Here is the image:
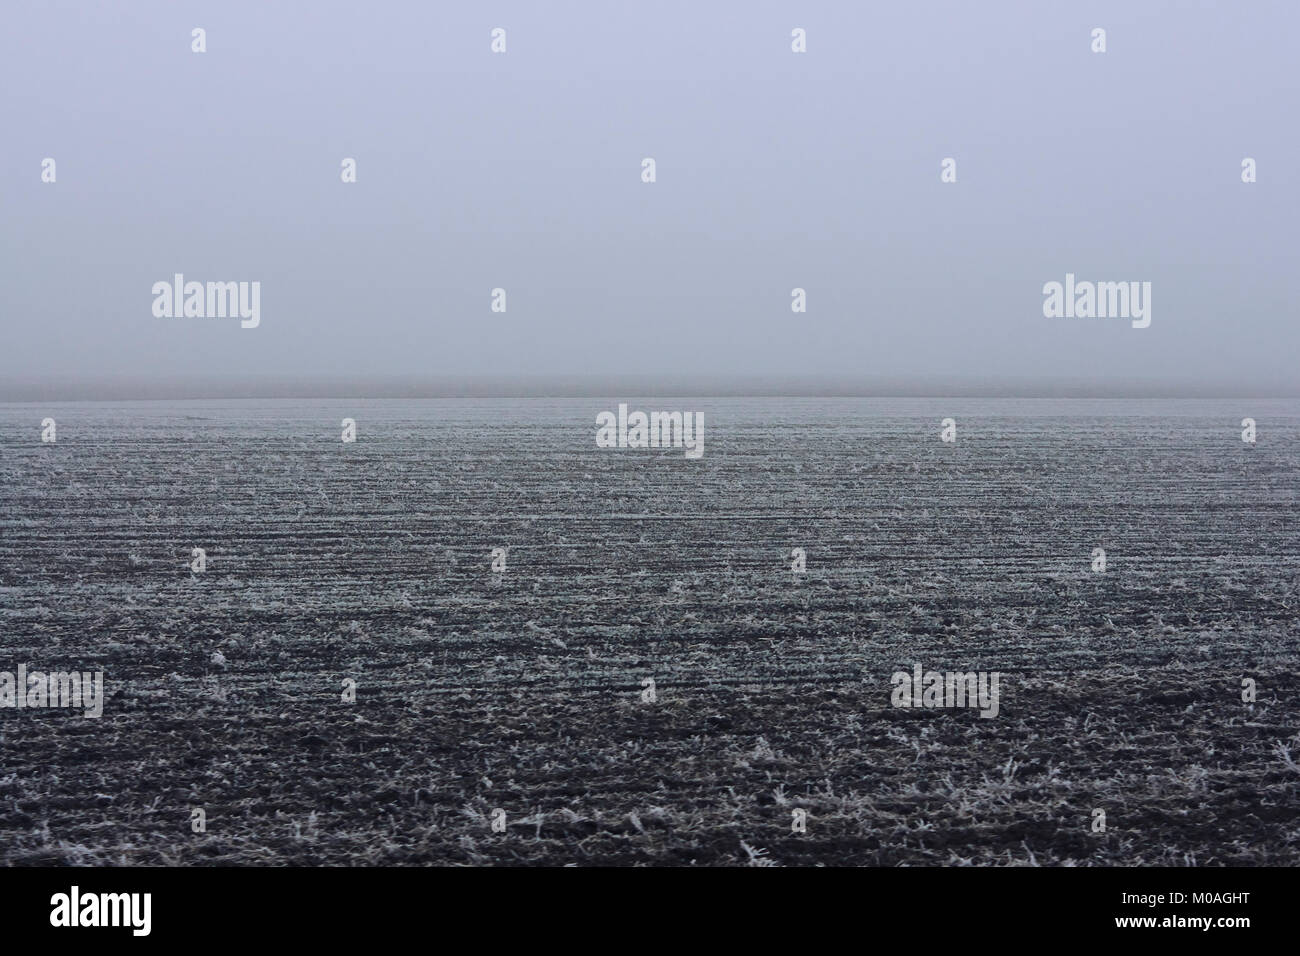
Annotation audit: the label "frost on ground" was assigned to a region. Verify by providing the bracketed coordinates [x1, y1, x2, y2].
[0, 398, 1297, 865]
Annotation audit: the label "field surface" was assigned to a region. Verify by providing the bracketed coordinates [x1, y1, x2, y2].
[1, 397, 1297, 866]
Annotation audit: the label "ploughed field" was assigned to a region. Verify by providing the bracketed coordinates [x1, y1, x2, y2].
[1, 398, 1297, 866]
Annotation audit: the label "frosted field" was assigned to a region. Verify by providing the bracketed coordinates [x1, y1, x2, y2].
[1, 398, 1297, 865]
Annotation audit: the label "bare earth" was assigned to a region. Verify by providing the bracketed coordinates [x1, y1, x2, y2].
[1, 398, 1297, 866]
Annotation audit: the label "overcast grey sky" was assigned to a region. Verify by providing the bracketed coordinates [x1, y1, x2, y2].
[2, 1, 1297, 398]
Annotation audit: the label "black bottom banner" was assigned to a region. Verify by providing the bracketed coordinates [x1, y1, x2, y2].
[0, 865, 1279, 942]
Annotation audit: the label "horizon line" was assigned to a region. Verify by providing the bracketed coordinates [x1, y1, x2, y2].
[3, 376, 1299, 403]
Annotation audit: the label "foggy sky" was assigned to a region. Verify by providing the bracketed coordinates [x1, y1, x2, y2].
[2, 1, 1297, 399]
